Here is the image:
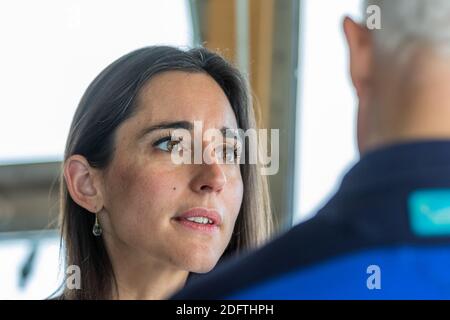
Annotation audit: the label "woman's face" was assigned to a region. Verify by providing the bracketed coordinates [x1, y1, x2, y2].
[99, 71, 244, 273]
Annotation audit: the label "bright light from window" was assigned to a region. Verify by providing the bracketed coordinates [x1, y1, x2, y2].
[294, 0, 362, 223]
[0, 234, 61, 299]
[0, 0, 192, 165]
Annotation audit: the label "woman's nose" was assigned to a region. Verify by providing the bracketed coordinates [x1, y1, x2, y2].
[190, 162, 227, 193]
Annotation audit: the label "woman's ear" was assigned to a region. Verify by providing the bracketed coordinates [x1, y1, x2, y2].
[64, 155, 104, 213]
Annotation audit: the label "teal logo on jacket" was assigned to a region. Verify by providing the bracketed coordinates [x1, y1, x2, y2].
[408, 189, 450, 237]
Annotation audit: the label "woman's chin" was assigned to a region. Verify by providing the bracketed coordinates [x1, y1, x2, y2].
[189, 263, 216, 274]
[172, 241, 225, 273]
[180, 253, 220, 274]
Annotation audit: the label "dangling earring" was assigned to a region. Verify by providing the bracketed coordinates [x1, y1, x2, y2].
[92, 213, 102, 236]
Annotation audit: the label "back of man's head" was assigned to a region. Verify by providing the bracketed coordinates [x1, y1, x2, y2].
[344, 0, 450, 154]
[365, 0, 450, 57]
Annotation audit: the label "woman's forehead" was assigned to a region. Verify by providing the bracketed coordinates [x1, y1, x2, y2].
[133, 71, 238, 128]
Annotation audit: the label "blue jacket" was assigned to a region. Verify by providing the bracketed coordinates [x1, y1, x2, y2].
[173, 141, 450, 299]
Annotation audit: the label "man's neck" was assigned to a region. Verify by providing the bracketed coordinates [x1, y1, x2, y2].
[365, 50, 450, 154]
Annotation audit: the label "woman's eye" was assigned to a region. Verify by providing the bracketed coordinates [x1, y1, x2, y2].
[154, 137, 182, 152]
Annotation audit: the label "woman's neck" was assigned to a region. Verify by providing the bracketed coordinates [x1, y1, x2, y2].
[103, 233, 189, 300]
[112, 264, 188, 300]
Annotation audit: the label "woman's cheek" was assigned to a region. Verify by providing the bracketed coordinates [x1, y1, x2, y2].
[135, 173, 178, 208]
[227, 172, 244, 221]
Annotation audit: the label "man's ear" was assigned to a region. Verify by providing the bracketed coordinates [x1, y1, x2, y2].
[343, 16, 373, 99]
[64, 155, 104, 213]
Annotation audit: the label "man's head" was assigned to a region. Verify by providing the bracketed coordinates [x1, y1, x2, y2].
[344, 0, 450, 154]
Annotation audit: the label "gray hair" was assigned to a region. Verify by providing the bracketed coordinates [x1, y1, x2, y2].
[363, 0, 450, 56]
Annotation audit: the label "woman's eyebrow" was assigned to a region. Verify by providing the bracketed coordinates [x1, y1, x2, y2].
[138, 121, 241, 141]
[138, 121, 193, 139]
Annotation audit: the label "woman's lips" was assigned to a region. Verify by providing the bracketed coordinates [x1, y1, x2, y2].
[173, 207, 222, 233]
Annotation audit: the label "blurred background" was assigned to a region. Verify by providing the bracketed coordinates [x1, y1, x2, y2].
[0, 0, 362, 299]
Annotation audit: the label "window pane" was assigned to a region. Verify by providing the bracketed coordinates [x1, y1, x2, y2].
[0, 0, 192, 165]
[294, 0, 362, 223]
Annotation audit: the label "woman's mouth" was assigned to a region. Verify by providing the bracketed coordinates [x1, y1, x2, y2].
[173, 207, 222, 233]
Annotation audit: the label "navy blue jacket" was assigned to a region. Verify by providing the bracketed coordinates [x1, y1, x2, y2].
[173, 141, 450, 299]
